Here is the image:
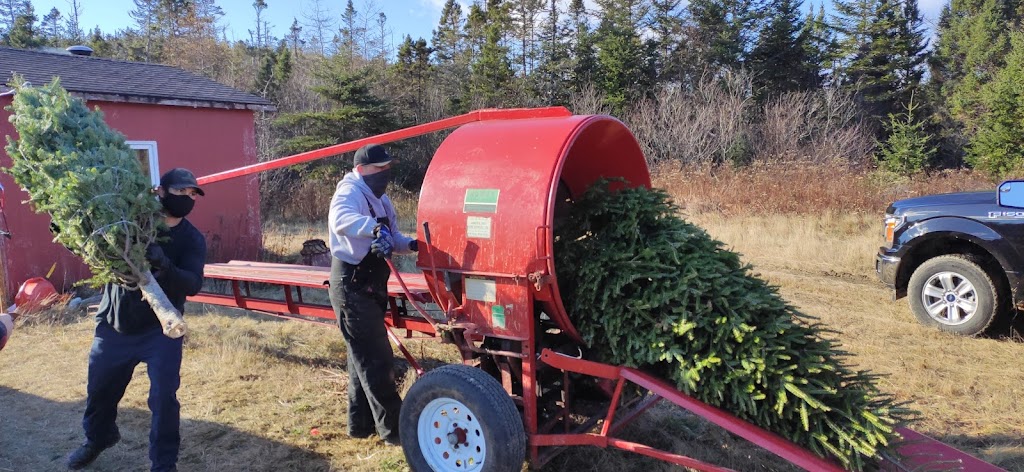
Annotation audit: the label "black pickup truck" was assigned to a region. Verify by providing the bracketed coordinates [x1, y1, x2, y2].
[876, 180, 1024, 335]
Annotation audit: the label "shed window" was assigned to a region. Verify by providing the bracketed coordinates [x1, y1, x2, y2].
[128, 141, 160, 186]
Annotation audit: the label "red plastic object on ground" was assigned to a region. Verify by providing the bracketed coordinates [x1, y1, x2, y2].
[1, 276, 57, 352]
[14, 277, 57, 311]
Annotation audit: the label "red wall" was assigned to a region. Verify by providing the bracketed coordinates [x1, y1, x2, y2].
[0, 97, 262, 303]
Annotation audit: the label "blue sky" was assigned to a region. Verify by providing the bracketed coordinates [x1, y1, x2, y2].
[29, 0, 450, 47]
[29, 0, 945, 49]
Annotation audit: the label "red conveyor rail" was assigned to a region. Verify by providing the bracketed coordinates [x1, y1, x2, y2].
[190, 261, 438, 374]
[537, 349, 1007, 472]
[197, 107, 572, 186]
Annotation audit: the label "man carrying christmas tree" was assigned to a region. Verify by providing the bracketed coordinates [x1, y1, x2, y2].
[327, 143, 418, 446]
[67, 168, 207, 472]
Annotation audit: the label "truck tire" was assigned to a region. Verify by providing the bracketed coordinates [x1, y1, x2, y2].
[399, 364, 525, 472]
[908, 255, 1004, 336]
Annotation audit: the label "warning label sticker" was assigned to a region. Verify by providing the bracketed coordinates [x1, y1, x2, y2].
[467, 216, 492, 239]
[464, 189, 500, 213]
[465, 278, 496, 302]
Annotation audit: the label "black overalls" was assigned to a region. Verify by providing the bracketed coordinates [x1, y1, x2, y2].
[327, 206, 402, 441]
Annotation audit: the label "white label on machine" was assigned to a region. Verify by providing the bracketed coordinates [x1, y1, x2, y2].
[465, 278, 497, 302]
[466, 216, 492, 239]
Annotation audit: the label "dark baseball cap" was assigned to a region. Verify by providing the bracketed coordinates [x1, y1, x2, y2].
[353, 143, 393, 167]
[160, 168, 205, 196]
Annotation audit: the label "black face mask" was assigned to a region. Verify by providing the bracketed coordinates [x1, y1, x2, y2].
[363, 169, 391, 198]
[161, 193, 195, 218]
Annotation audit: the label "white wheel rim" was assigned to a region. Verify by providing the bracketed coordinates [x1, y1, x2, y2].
[417, 397, 486, 471]
[921, 271, 978, 326]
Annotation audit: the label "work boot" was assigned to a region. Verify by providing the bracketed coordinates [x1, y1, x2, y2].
[66, 433, 120, 470]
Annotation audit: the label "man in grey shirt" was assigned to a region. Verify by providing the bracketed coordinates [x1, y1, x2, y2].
[327, 143, 417, 445]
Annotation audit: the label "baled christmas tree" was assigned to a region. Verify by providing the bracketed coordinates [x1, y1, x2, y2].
[554, 181, 914, 470]
[4, 78, 187, 338]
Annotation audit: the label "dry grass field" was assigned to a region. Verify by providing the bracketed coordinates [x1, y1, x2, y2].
[2, 165, 1023, 472]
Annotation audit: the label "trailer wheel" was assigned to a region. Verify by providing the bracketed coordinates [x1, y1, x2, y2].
[400, 364, 525, 472]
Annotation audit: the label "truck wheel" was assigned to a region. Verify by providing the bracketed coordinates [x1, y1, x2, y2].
[908, 255, 1004, 336]
[400, 364, 525, 472]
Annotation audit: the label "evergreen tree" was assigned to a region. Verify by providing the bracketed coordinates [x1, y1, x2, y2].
[804, 4, 836, 84]
[130, 0, 161, 61]
[567, 0, 598, 91]
[287, 17, 303, 55]
[65, 0, 82, 43]
[833, 0, 929, 124]
[593, 0, 653, 113]
[649, 0, 685, 83]
[4, 2, 39, 49]
[274, 57, 397, 156]
[510, 0, 544, 76]
[534, 0, 572, 104]
[392, 35, 435, 121]
[967, 32, 1024, 175]
[464, 3, 487, 63]
[40, 7, 61, 45]
[932, 0, 1019, 137]
[686, 0, 761, 72]
[249, 0, 270, 50]
[0, 0, 18, 36]
[470, 0, 514, 107]
[271, 56, 398, 194]
[337, 0, 361, 61]
[748, 0, 818, 100]
[432, 0, 471, 113]
[877, 95, 935, 174]
[255, 41, 292, 102]
[86, 26, 113, 57]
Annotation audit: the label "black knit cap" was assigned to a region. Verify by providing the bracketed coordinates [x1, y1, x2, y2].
[160, 168, 205, 196]
[353, 143, 392, 167]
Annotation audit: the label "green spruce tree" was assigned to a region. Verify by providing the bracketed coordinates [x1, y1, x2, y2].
[432, 0, 471, 113]
[967, 32, 1024, 176]
[686, 0, 760, 72]
[567, 0, 599, 93]
[469, 0, 514, 107]
[593, 0, 654, 113]
[877, 95, 935, 174]
[748, 0, 819, 101]
[533, 0, 572, 104]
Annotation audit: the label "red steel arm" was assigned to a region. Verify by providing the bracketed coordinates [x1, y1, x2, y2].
[197, 107, 572, 186]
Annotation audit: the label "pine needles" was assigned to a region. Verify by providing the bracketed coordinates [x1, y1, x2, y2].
[554, 180, 915, 470]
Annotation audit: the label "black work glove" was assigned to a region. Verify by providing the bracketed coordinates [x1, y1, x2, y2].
[145, 244, 172, 271]
[409, 240, 419, 252]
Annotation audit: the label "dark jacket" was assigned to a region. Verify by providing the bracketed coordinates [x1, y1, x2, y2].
[95, 219, 206, 335]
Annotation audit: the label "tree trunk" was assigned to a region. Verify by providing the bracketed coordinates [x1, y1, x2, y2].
[138, 273, 187, 338]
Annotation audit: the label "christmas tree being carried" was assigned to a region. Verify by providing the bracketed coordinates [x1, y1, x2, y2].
[4, 77, 187, 338]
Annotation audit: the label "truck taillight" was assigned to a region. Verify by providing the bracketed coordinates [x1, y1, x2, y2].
[884, 215, 903, 246]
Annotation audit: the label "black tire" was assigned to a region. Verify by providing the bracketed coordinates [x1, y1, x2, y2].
[908, 255, 1005, 336]
[399, 364, 526, 472]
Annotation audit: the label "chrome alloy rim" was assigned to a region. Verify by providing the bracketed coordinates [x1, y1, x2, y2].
[417, 398, 486, 471]
[921, 271, 978, 325]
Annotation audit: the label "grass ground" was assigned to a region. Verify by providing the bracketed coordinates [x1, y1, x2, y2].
[2, 167, 1022, 471]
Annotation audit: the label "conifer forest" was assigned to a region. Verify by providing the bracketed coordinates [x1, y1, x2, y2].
[2, 0, 1021, 206]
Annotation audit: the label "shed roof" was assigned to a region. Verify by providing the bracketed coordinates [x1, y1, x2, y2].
[0, 47, 274, 111]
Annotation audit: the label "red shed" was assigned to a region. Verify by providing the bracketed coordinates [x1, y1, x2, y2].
[0, 46, 274, 304]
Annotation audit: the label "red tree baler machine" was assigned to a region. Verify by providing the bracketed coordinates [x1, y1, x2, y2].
[193, 107, 1005, 472]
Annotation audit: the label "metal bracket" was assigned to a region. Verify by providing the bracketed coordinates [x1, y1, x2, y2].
[528, 271, 551, 291]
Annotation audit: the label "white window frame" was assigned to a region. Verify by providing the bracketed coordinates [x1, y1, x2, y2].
[127, 141, 160, 186]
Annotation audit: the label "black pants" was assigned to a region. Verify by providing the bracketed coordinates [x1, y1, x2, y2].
[83, 322, 182, 472]
[328, 255, 402, 439]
